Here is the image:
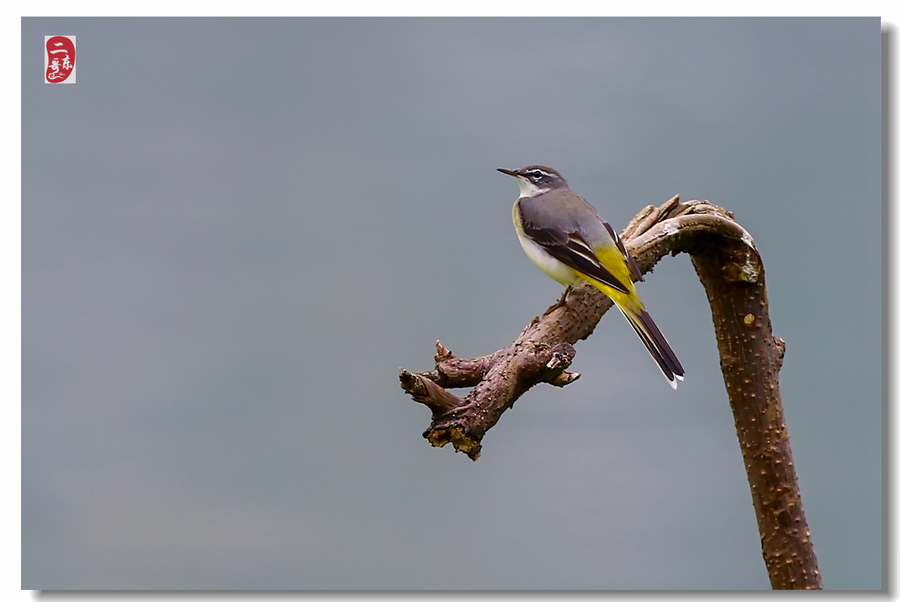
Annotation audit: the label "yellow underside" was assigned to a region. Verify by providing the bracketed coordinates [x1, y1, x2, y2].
[582, 245, 645, 316]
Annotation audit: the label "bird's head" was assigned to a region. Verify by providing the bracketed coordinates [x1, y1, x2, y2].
[497, 165, 568, 198]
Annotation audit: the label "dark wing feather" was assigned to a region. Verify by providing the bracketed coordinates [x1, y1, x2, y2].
[602, 220, 643, 283]
[520, 218, 630, 293]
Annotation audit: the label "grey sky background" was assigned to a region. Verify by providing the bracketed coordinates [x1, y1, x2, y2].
[21, 18, 881, 590]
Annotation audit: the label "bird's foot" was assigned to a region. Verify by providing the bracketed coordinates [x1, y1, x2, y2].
[544, 286, 572, 315]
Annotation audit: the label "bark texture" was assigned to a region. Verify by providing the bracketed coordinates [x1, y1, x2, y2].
[398, 196, 821, 589]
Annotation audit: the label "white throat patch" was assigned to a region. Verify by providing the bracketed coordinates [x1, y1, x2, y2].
[514, 176, 548, 198]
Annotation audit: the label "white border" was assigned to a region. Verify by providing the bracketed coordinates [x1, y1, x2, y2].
[4, 4, 897, 601]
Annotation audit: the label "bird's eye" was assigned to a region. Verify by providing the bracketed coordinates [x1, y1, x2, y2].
[529, 170, 544, 181]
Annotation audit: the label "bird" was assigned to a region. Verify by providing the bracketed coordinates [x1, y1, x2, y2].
[498, 165, 685, 389]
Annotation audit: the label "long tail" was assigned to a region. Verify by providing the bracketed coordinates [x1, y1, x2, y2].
[618, 304, 685, 389]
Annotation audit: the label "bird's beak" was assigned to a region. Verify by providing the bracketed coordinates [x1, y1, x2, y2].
[497, 168, 516, 176]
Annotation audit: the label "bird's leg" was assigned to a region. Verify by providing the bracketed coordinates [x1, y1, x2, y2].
[544, 286, 572, 315]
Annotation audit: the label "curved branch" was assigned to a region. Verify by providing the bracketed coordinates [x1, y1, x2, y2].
[398, 196, 821, 589]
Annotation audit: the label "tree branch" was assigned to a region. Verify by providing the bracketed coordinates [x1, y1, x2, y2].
[398, 196, 821, 589]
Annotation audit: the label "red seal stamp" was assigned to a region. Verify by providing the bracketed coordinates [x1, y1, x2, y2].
[45, 36, 76, 84]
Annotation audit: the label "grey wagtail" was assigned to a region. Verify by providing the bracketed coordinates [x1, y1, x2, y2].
[499, 165, 685, 389]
